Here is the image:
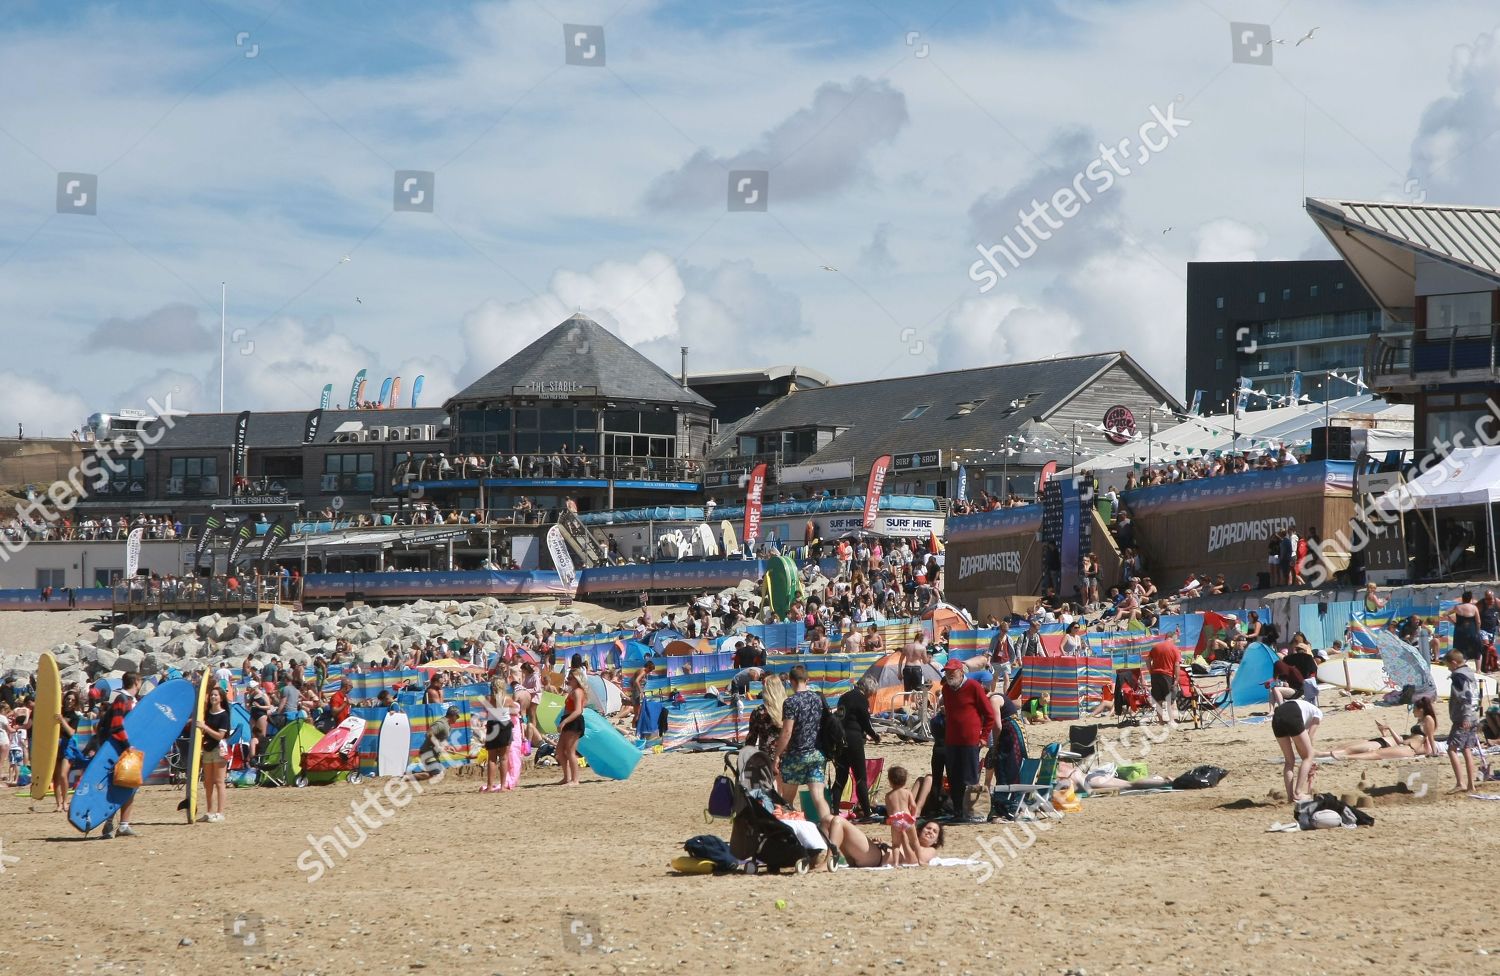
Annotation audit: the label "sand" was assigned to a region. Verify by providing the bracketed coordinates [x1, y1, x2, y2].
[4, 603, 1498, 974]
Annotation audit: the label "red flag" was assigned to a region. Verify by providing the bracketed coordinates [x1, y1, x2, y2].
[743, 463, 767, 544]
[1038, 460, 1057, 490]
[862, 454, 893, 529]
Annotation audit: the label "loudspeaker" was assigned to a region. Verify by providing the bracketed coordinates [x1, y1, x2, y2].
[1310, 425, 1366, 461]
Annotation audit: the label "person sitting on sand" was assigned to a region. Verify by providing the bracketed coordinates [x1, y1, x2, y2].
[408, 707, 461, 781]
[821, 814, 945, 867]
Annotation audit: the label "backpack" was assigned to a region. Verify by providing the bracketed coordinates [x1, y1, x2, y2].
[817, 700, 846, 763]
[707, 773, 736, 819]
[1170, 765, 1229, 790]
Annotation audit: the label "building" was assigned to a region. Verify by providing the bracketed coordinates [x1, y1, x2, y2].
[705, 351, 1180, 503]
[1306, 198, 1500, 456]
[686, 365, 832, 425]
[1185, 259, 1390, 412]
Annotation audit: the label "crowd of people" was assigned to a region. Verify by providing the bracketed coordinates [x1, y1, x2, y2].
[2, 512, 182, 544]
[1122, 445, 1305, 489]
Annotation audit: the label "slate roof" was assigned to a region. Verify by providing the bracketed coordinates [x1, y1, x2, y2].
[716, 352, 1176, 466]
[449, 314, 712, 410]
[150, 408, 449, 450]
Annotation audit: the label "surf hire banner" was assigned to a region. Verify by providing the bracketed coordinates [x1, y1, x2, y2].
[123, 527, 144, 578]
[546, 524, 577, 592]
[348, 369, 367, 409]
[302, 408, 322, 444]
[232, 411, 250, 477]
[744, 462, 767, 546]
[193, 515, 223, 570]
[862, 455, 893, 529]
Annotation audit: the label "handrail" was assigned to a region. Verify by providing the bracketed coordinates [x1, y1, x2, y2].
[392, 452, 702, 486]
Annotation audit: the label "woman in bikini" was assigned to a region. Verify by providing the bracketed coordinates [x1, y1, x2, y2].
[821, 816, 946, 867]
[1321, 720, 1430, 760]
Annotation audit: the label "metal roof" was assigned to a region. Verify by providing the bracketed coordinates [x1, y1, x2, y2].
[716, 351, 1178, 468]
[686, 364, 833, 387]
[448, 314, 713, 410]
[1306, 198, 1500, 314]
[152, 408, 449, 450]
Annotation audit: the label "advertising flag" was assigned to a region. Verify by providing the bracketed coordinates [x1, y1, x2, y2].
[347, 369, 367, 409]
[1189, 389, 1204, 416]
[124, 527, 143, 578]
[319, 384, 333, 411]
[226, 521, 255, 568]
[410, 374, 425, 408]
[861, 454, 892, 529]
[258, 517, 290, 562]
[192, 515, 223, 569]
[743, 463, 767, 546]
[956, 464, 968, 503]
[546, 524, 577, 590]
[388, 376, 401, 410]
[302, 409, 322, 444]
[232, 410, 250, 477]
[377, 377, 393, 408]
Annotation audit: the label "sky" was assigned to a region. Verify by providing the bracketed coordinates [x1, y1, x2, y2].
[2, 0, 1498, 433]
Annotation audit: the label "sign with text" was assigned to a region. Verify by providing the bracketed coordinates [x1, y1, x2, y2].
[892, 450, 942, 471]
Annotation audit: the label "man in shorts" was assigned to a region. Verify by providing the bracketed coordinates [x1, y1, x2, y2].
[901, 634, 931, 696]
[1144, 637, 1182, 725]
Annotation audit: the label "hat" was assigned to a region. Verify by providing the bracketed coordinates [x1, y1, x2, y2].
[942, 659, 965, 673]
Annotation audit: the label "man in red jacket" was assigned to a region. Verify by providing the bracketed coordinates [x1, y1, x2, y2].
[939, 659, 996, 823]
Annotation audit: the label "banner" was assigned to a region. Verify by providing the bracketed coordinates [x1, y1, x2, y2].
[743, 462, 767, 545]
[546, 524, 577, 590]
[193, 515, 223, 569]
[232, 410, 250, 477]
[1234, 377, 1249, 419]
[302, 408, 322, 444]
[226, 521, 255, 568]
[1289, 371, 1303, 405]
[956, 464, 968, 503]
[319, 384, 333, 411]
[355, 377, 367, 404]
[1189, 389, 1204, 416]
[861, 454, 892, 529]
[124, 527, 143, 578]
[377, 377, 393, 408]
[258, 517, 290, 562]
[347, 369, 367, 409]
[389, 376, 401, 410]
[411, 374, 425, 409]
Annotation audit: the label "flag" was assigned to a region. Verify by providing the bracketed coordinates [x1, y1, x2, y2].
[862, 455, 892, 529]
[1234, 377, 1249, 419]
[546, 524, 576, 590]
[743, 463, 767, 545]
[355, 377, 367, 404]
[1289, 371, 1303, 404]
[258, 517, 290, 562]
[388, 376, 401, 409]
[124, 527, 144, 578]
[411, 374, 425, 409]
[347, 369, 367, 409]
[232, 411, 250, 477]
[956, 464, 968, 502]
[1189, 389, 1203, 415]
[377, 377, 393, 407]
[193, 515, 223, 569]
[226, 521, 255, 568]
[302, 408, 322, 444]
[319, 384, 333, 410]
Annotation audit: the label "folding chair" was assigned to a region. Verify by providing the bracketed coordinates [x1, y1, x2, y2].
[1183, 671, 1235, 729]
[988, 742, 1062, 822]
[831, 757, 886, 814]
[1116, 669, 1150, 725]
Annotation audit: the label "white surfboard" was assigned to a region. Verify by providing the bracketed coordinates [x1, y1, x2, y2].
[1316, 658, 1389, 693]
[377, 711, 412, 776]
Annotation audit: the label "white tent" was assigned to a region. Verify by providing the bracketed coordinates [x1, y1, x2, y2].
[1381, 445, 1500, 578]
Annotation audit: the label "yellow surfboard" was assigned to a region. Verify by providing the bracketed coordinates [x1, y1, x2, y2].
[30, 653, 61, 803]
[185, 669, 211, 824]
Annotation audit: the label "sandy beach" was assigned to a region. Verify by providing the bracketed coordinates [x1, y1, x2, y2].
[3, 646, 1496, 976]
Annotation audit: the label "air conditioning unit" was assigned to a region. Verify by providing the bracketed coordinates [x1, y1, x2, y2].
[368, 426, 388, 442]
[351, 430, 369, 442]
[387, 429, 403, 441]
[437, 426, 452, 439]
[409, 426, 426, 440]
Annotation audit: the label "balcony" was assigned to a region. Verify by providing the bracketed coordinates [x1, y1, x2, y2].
[391, 453, 703, 489]
[1368, 325, 1500, 393]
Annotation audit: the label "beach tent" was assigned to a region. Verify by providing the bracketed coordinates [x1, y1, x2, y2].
[586, 674, 623, 715]
[1379, 444, 1500, 578]
[922, 602, 974, 641]
[1011, 656, 1112, 719]
[1229, 642, 1278, 707]
[228, 702, 252, 746]
[260, 719, 322, 785]
[858, 652, 940, 715]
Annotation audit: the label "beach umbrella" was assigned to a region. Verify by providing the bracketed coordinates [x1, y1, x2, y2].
[417, 658, 484, 673]
[1371, 631, 1435, 697]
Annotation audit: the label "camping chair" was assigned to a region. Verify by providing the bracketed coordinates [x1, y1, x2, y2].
[988, 742, 1062, 822]
[831, 757, 886, 814]
[1183, 670, 1235, 730]
[1116, 670, 1150, 725]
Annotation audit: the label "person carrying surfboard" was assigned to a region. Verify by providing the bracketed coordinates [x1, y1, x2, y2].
[97, 673, 139, 839]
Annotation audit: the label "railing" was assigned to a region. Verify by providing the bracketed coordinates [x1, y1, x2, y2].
[1369, 324, 1500, 383]
[392, 453, 701, 486]
[111, 577, 295, 614]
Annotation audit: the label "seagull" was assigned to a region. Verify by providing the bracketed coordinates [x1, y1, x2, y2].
[1295, 27, 1319, 46]
[1162, 227, 1172, 234]
[354, 297, 362, 304]
[819, 265, 838, 272]
[340, 255, 351, 263]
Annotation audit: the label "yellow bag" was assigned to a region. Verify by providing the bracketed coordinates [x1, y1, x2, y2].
[1052, 786, 1082, 814]
[113, 748, 145, 789]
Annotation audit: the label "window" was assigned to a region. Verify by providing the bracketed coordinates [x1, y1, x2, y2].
[1282, 288, 1292, 301]
[1257, 291, 1266, 304]
[36, 568, 66, 590]
[900, 404, 931, 421]
[1215, 358, 1224, 370]
[167, 456, 219, 496]
[1215, 327, 1224, 340]
[322, 453, 374, 493]
[1428, 291, 1492, 339]
[950, 398, 988, 418]
[1335, 282, 1344, 291]
[1215, 297, 1225, 309]
[1310, 285, 1320, 298]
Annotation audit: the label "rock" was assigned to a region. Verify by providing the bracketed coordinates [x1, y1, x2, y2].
[166, 636, 206, 661]
[115, 647, 145, 671]
[140, 651, 165, 676]
[212, 618, 240, 643]
[95, 627, 117, 647]
[93, 648, 120, 672]
[266, 604, 293, 627]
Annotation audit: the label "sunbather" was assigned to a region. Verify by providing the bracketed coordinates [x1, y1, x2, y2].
[1055, 760, 1171, 793]
[1322, 720, 1429, 760]
[820, 815, 945, 867]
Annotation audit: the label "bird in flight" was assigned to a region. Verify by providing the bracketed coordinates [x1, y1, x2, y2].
[1162, 227, 1172, 234]
[354, 297, 362, 304]
[819, 265, 838, 272]
[340, 255, 351, 263]
[1296, 27, 1319, 45]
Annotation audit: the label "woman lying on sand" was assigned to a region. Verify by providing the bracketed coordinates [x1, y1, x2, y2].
[1054, 760, 1173, 794]
[1322, 720, 1440, 760]
[820, 815, 944, 867]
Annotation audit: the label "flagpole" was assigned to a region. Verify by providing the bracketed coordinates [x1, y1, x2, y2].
[219, 282, 227, 413]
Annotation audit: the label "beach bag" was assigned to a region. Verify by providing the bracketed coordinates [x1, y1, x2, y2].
[684, 834, 741, 871]
[1170, 765, 1228, 790]
[707, 774, 736, 819]
[817, 701, 847, 764]
[113, 748, 145, 788]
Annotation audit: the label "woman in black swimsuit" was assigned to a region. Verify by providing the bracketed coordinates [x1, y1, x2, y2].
[556, 668, 587, 786]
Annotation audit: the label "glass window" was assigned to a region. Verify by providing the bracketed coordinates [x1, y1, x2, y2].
[514, 408, 538, 430]
[1310, 285, 1319, 297]
[574, 409, 598, 431]
[1215, 297, 1224, 309]
[1428, 291, 1492, 338]
[604, 410, 638, 433]
[640, 411, 675, 435]
[1282, 288, 1292, 300]
[1257, 291, 1266, 304]
[572, 432, 599, 454]
[901, 404, 930, 421]
[1215, 358, 1223, 369]
[538, 407, 573, 431]
[1335, 282, 1344, 291]
[516, 433, 539, 454]
[1428, 409, 1491, 452]
[1215, 327, 1224, 340]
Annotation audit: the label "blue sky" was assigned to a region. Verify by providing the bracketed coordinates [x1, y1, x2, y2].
[1, 0, 1498, 432]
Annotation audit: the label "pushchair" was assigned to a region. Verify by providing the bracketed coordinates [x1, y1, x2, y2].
[719, 747, 829, 874]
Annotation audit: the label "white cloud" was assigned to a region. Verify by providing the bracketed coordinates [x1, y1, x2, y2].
[1192, 219, 1268, 263]
[0, 372, 89, 437]
[1409, 27, 1500, 203]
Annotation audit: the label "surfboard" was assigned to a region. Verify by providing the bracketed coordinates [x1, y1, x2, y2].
[68, 678, 197, 834]
[185, 669, 211, 823]
[30, 653, 61, 803]
[376, 710, 412, 776]
[575, 708, 640, 781]
[537, 691, 565, 734]
[303, 716, 366, 785]
[1316, 658, 1388, 693]
[696, 523, 718, 558]
[766, 554, 799, 620]
[721, 520, 740, 557]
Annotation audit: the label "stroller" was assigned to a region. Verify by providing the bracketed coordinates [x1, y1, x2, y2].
[296, 716, 367, 788]
[715, 747, 828, 874]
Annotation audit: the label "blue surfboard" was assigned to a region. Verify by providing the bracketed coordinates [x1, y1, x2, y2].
[576, 709, 640, 781]
[68, 679, 197, 834]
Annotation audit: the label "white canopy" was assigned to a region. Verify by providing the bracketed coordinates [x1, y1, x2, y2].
[1387, 445, 1500, 509]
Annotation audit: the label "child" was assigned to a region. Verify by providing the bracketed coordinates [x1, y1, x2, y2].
[1445, 650, 1481, 794]
[1024, 694, 1051, 725]
[883, 767, 932, 866]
